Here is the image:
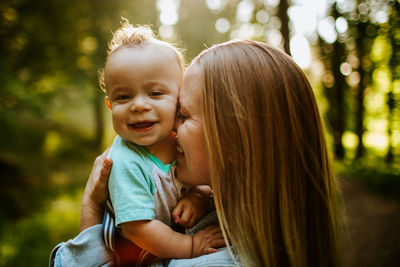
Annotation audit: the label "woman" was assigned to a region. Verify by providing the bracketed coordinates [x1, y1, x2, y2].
[51, 40, 342, 267]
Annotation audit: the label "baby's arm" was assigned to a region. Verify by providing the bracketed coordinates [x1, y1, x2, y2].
[120, 219, 224, 258]
[172, 185, 212, 228]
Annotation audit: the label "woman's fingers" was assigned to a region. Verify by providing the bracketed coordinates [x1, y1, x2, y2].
[211, 238, 226, 248]
[94, 147, 109, 166]
[204, 248, 219, 254]
[100, 157, 112, 181]
[80, 147, 113, 231]
[103, 156, 112, 168]
[84, 147, 113, 206]
[202, 225, 221, 234]
[192, 224, 227, 257]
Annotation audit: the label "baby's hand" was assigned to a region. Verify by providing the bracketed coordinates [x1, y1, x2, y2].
[172, 189, 209, 228]
[192, 225, 225, 257]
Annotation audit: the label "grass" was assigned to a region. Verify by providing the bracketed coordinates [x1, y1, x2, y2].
[337, 160, 400, 202]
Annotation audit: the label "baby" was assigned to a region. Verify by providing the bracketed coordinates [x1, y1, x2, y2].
[99, 20, 214, 265]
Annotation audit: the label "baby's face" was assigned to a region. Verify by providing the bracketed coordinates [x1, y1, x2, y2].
[104, 44, 182, 149]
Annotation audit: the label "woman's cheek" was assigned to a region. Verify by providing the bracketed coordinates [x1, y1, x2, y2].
[194, 155, 210, 185]
[189, 133, 211, 184]
[176, 122, 210, 185]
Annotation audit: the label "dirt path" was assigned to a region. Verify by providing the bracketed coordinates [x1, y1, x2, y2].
[341, 179, 400, 267]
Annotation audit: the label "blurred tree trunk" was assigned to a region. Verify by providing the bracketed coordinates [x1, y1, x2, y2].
[318, 39, 346, 160]
[386, 91, 394, 163]
[386, 1, 400, 163]
[354, 21, 368, 159]
[87, 0, 114, 151]
[330, 40, 346, 159]
[318, 3, 348, 160]
[278, 0, 290, 55]
[319, 3, 347, 160]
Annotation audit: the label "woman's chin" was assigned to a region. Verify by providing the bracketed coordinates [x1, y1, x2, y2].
[175, 164, 187, 183]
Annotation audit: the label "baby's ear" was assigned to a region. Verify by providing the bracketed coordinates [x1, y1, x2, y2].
[105, 96, 112, 111]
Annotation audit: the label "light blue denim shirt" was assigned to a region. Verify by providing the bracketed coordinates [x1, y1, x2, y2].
[50, 212, 240, 267]
[49, 224, 115, 267]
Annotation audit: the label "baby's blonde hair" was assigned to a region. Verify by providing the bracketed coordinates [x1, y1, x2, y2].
[99, 18, 184, 92]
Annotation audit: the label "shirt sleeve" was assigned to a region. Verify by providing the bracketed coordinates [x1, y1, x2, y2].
[49, 224, 115, 267]
[108, 139, 156, 226]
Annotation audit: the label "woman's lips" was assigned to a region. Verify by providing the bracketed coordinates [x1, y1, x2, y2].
[176, 145, 184, 157]
[129, 121, 156, 132]
[177, 146, 183, 153]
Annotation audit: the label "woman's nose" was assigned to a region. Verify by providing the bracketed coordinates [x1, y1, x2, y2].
[130, 96, 151, 112]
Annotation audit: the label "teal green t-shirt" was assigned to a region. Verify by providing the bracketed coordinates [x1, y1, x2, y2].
[108, 136, 178, 227]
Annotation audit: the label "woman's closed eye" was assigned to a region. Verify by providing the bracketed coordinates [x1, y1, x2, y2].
[176, 111, 189, 121]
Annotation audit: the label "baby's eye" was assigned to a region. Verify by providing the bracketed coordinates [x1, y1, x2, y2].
[149, 91, 164, 97]
[115, 95, 130, 101]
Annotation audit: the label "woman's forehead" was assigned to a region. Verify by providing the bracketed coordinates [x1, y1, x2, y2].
[179, 64, 202, 110]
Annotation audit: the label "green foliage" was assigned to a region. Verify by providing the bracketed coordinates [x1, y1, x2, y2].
[0, 191, 82, 267]
[0, 136, 97, 265]
[316, 0, 400, 164]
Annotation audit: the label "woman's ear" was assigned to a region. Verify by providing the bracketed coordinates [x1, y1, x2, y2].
[105, 96, 112, 111]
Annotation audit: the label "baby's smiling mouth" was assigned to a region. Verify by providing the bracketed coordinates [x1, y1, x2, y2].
[129, 121, 156, 129]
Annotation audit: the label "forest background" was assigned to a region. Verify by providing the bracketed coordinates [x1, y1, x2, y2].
[0, 0, 399, 266]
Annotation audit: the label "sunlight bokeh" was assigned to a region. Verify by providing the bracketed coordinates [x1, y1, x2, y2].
[215, 18, 230, 33]
[236, 0, 254, 23]
[290, 34, 310, 68]
[206, 0, 228, 14]
[157, 0, 180, 40]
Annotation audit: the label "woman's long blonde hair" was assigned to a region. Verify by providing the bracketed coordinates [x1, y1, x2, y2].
[195, 40, 342, 267]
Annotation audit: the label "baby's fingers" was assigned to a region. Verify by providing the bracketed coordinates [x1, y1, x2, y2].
[186, 215, 197, 228]
[178, 208, 192, 226]
[172, 202, 183, 223]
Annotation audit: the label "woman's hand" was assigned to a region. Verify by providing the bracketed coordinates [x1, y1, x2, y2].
[80, 148, 112, 231]
[192, 225, 226, 257]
